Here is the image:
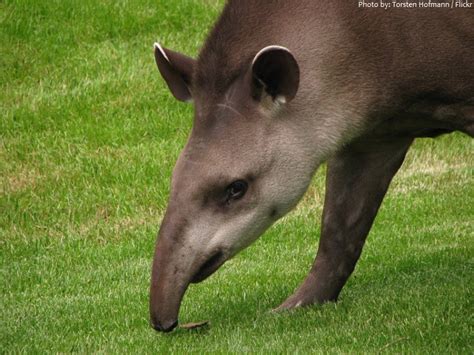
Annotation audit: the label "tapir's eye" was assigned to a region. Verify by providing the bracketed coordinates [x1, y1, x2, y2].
[226, 180, 248, 201]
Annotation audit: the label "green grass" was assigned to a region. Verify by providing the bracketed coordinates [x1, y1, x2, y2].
[1, 0, 473, 352]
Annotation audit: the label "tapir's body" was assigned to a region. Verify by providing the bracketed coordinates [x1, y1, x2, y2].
[150, 0, 474, 332]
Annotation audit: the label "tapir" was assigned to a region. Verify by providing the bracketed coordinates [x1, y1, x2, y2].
[149, 0, 474, 332]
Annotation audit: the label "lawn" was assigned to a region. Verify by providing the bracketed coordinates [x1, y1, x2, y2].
[1, 0, 473, 352]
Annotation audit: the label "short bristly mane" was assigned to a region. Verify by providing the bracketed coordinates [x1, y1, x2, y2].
[194, 0, 295, 95]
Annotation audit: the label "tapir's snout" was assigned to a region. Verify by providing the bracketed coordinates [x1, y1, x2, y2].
[149, 208, 190, 332]
[149, 204, 230, 332]
[150, 318, 178, 333]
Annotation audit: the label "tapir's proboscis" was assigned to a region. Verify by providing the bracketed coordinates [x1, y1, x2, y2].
[149, 0, 473, 332]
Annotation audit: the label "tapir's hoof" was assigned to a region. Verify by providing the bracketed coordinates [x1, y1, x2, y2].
[272, 296, 306, 313]
[272, 292, 337, 312]
[272, 293, 337, 312]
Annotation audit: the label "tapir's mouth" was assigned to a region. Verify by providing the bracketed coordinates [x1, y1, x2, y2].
[191, 251, 225, 284]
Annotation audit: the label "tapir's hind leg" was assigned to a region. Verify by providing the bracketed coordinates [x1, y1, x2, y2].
[276, 137, 413, 311]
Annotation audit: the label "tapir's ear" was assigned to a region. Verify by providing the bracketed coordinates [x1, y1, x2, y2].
[251, 45, 300, 104]
[154, 42, 195, 102]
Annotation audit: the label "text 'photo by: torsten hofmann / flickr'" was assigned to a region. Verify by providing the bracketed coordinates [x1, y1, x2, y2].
[358, 0, 472, 9]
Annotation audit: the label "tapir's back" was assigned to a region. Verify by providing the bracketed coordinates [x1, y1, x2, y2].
[197, 0, 474, 102]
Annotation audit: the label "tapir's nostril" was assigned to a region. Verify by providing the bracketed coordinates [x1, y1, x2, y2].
[150, 318, 178, 333]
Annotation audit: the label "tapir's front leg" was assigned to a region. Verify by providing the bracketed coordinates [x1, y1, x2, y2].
[276, 138, 413, 310]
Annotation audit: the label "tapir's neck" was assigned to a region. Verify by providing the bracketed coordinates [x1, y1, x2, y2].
[197, 0, 474, 156]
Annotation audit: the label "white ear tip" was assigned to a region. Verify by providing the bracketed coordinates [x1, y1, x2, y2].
[275, 95, 287, 104]
[153, 42, 169, 61]
[252, 45, 292, 65]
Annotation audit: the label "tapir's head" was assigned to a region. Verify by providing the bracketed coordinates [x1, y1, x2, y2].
[150, 42, 315, 332]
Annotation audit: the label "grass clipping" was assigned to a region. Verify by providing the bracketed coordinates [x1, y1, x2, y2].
[179, 321, 209, 330]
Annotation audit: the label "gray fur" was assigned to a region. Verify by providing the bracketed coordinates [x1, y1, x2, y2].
[150, 0, 473, 332]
